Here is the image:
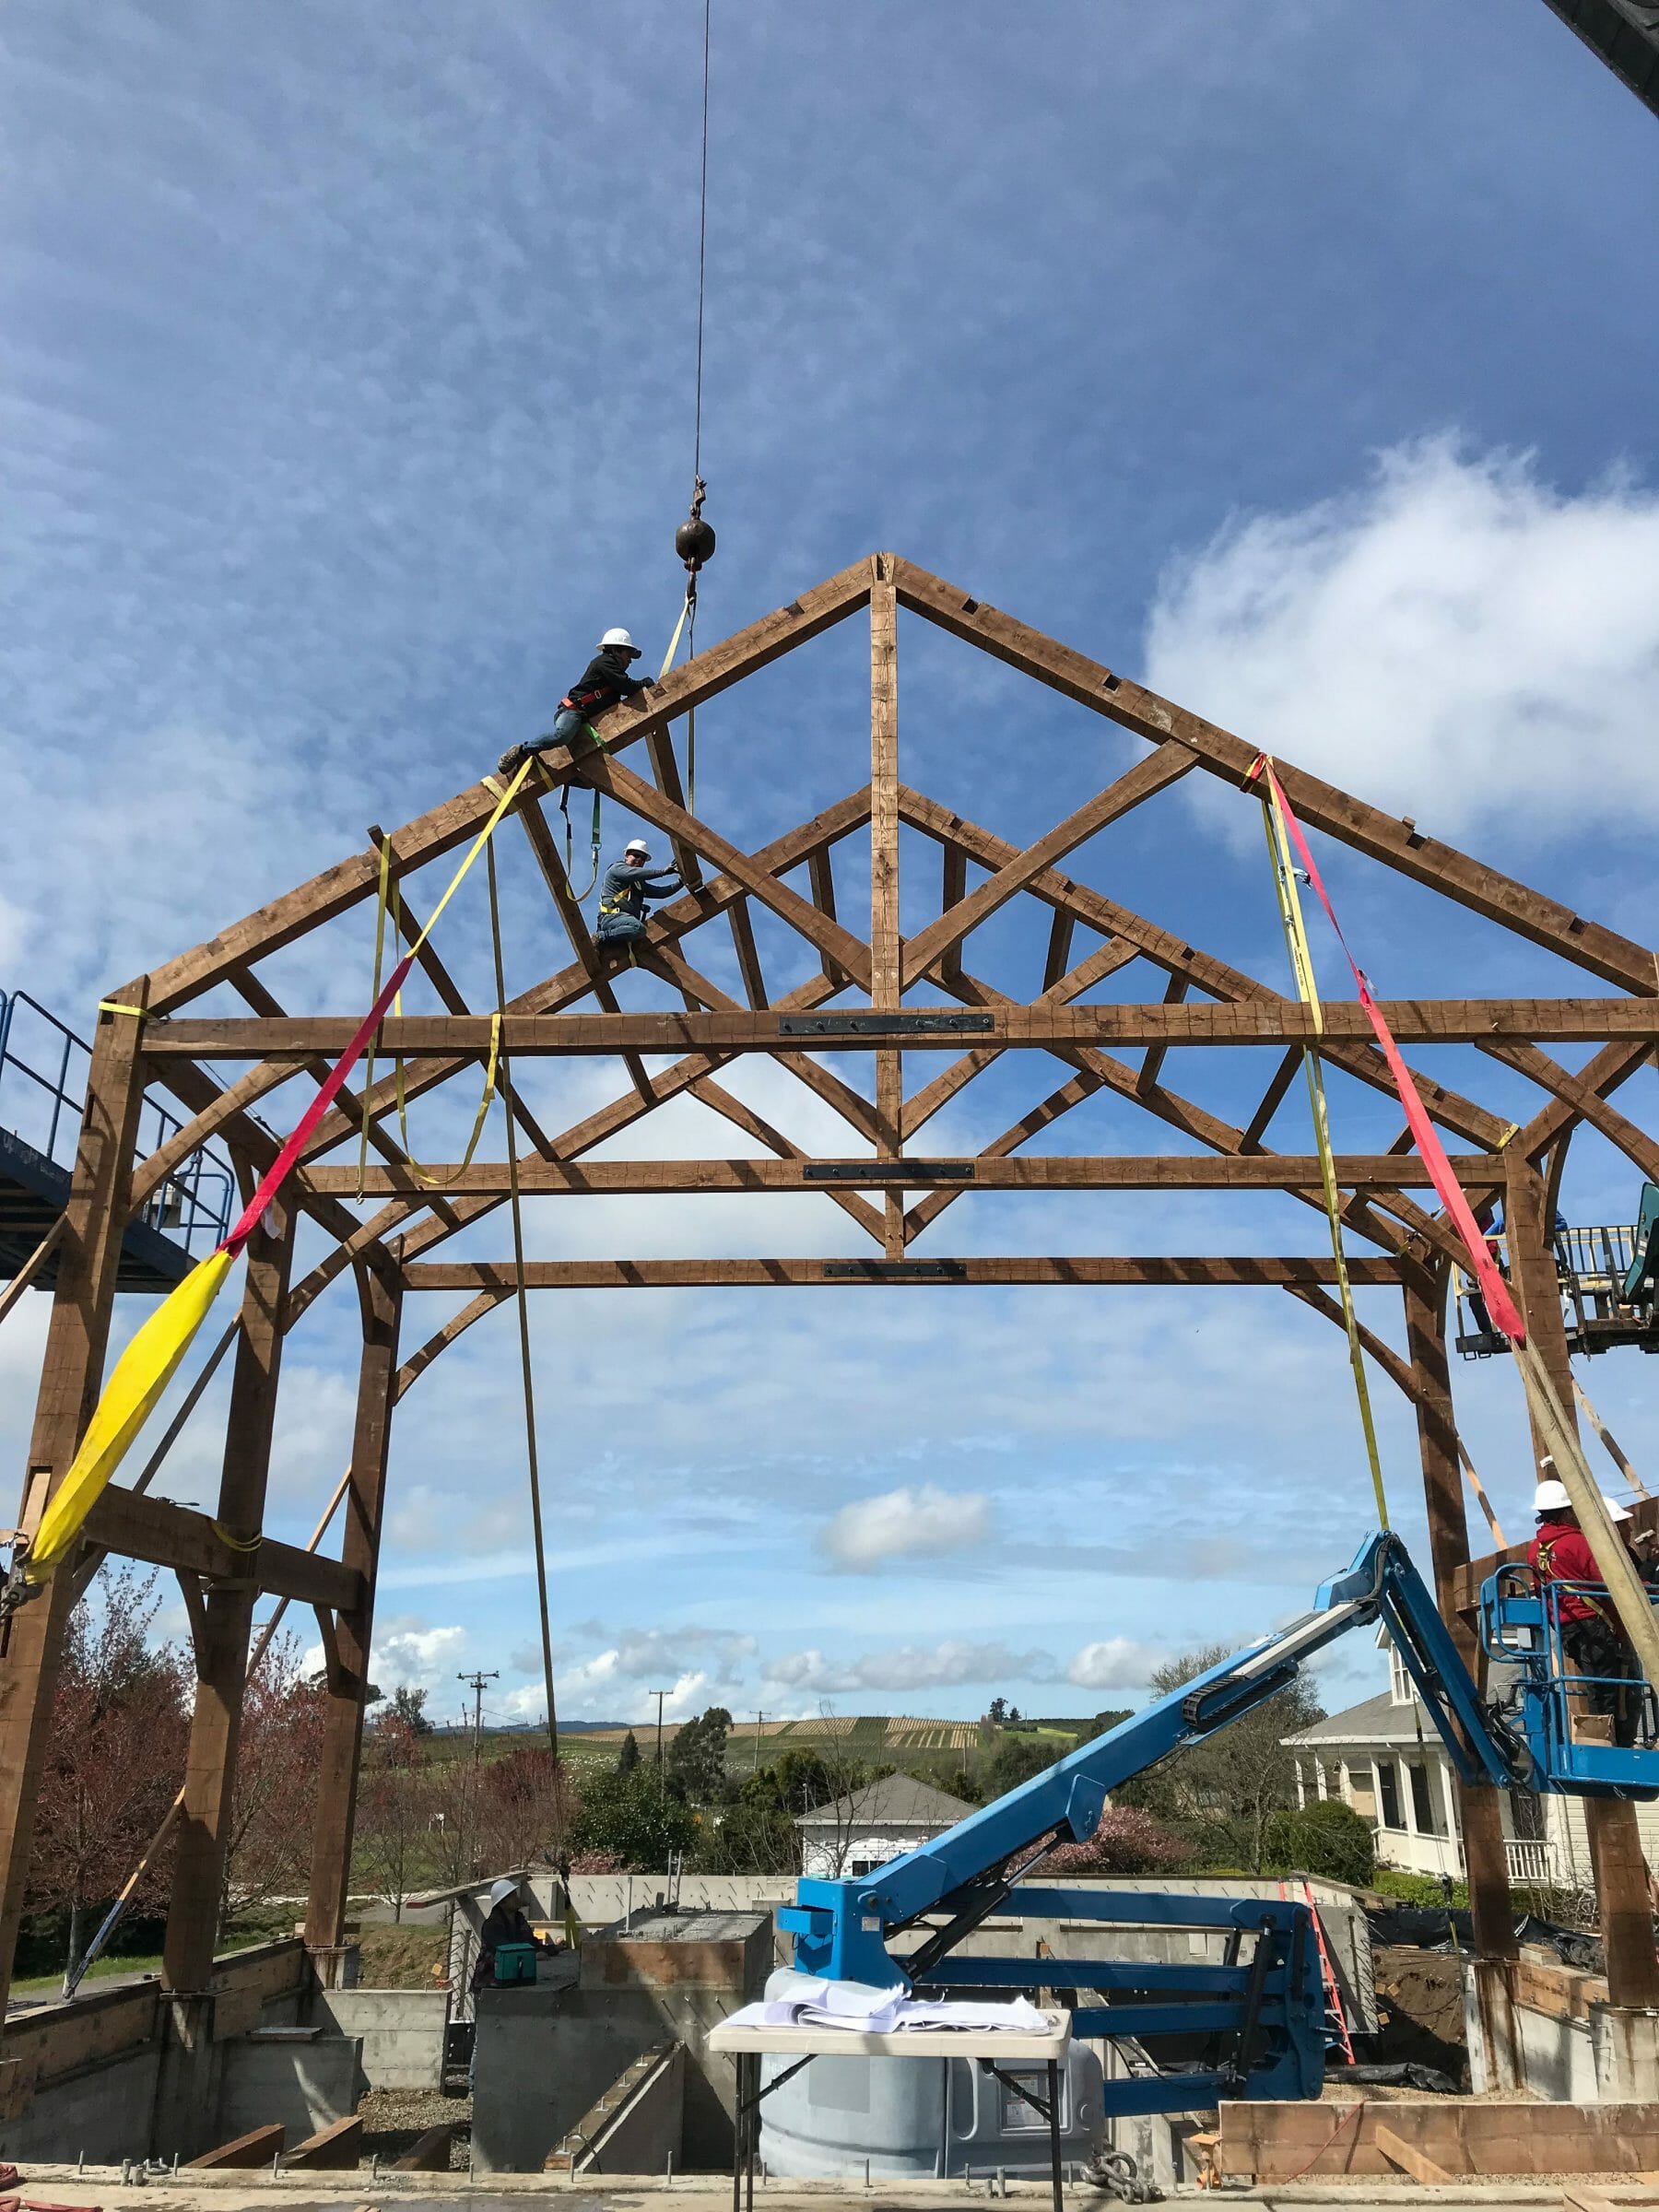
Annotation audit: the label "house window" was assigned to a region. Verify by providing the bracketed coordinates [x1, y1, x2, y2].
[1346, 1762, 1376, 1818]
[1407, 1762, 1443, 1837]
[1387, 1644, 1414, 1708]
[1376, 1760, 1404, 1830]
[850, 1858, 877, 1878]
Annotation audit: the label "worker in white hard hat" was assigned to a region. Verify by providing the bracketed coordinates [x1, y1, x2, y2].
[500, 628, 652, 776]
[470, 1875, 560, 1997]
[1528, 1469, 1639, 1740]
[596, 836, 684, 952]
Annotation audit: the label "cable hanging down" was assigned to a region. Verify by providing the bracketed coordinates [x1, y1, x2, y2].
[669, 0, 716, 811]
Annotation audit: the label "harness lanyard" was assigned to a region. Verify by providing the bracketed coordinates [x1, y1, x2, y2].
[558, 722, 605, 899]
[1259, 787, 1391, 1529]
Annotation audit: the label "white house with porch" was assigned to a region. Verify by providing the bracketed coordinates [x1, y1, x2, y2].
[1279, 1640, 1655, 1895]
[795, 1774, 973, 1879]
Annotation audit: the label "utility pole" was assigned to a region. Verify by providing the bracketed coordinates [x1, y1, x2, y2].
[752, 1712, 765, 1772]
[649, 1689, 668, 1774]
[459, 1671, 499, 1762]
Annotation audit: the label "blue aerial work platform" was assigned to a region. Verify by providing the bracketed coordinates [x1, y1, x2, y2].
[780, 1530, 1659, 2122]
[0, 988, 231, 1293]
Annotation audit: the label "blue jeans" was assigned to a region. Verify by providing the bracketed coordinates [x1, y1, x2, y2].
[551, 706, 589, 747]
[596, 909, 644, 945]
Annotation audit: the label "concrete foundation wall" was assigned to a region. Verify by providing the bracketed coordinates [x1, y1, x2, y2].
[215, 2033, 368, 2147]
[472, 1912, 771, 2176]
[1462, 1955, 1659, 2102]
[312, 1989, 445, 2090]
[577, 2044, 684, 2175]
[0, 2045, 160, 2165]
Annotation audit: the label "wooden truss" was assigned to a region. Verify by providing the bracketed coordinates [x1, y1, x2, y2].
[4, 548, 1659, 2017]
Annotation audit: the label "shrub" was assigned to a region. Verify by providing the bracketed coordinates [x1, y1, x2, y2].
[1046, 1806, 1193, 1876]
[1266, 1799, 1376, 1888]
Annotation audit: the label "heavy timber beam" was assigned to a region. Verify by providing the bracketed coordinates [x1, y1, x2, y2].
[890, 556, 1659, 995]
[0, 992, 150, 2018]
[1400, 1262, 1517, 1963]
[293, 784, 871, 1171]
[899, 789, 1509, 1151]
[305, 1266, 401, 1962]
[140, 999, 1659, 1059]
[135, 559, 874, 1014]
[80, 1486, 363, 1612]
[164, 1194, 295, 1993]
[309, 1152, 1508, 1197]
[871, 555, 904, 1257]
[401, 1255, 1404, 1290]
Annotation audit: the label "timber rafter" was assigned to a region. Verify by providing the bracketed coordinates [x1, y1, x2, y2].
[88, 547, 1659, 1528]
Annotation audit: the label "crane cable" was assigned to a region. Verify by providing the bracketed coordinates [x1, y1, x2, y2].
[488, 838, 559, 1765]
[1258, 783, 1390, 1529]
[670, 0, 716, 817]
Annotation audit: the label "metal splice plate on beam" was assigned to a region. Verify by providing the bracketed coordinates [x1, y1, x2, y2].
[778, 1014, 994, 1038]
[804, 1162, 975, 1183]
[822, 1260, 969, 1280]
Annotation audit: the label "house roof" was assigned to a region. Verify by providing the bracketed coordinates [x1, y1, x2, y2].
[796, 1774, 975, 1830]
[1281, 1691, 1442, 1750]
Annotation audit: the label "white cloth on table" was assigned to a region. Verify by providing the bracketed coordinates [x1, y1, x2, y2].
[724, 1977, 1050, 2035]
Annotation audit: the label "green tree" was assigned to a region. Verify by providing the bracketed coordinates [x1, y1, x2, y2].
[981, 1731, 1063, 1798]
[575, 1769, 697, 1870]
[1084, 1708, 1133, 1743]
[1267, 1798, 1375, 1887]
[666, 1706, 731, 1802]
[1116, 1644, 1324, 1872]
[618, 1729, 641, 1775]
[388, 1685, 433, 1735]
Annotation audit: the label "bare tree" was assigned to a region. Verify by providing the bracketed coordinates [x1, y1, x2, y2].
[27, 1566, 191, 1988]
[220, 1631, 327, 1926]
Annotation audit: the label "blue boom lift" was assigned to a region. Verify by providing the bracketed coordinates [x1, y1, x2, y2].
[780, 1530, 1659, 2119]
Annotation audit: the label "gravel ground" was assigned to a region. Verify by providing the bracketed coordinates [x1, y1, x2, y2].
[356, 2086, 472, 2169]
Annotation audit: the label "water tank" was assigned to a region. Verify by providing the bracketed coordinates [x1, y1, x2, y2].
[756, 1977, 1102, 2181]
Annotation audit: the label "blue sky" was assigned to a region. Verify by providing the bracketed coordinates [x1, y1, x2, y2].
[3, 1, 1659, 1731]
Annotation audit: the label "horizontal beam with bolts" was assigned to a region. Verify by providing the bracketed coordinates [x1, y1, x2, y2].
[140, 997, 1659, 1060]
[301, 1152, 1511, 1198]
[400, 1255, 1407, 1291]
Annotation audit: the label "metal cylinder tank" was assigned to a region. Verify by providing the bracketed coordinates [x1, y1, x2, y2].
[756, 1978, 1103, 2183]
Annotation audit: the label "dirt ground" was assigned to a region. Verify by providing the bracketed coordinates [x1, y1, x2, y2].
[356, 1922, 449, 1987]
[1368, 1944, 1468, 2085]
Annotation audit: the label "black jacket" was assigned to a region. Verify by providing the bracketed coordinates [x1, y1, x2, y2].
[471, 1902, 548, 1993]
[563, 648, 649, 718]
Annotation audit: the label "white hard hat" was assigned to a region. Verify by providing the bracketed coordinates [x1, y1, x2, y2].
[1535, 1478, 1573, 1514]
[488, 1877, 521, 1909]
[1605, 1496, 1635, 1524]
[624, 837, 650, 857]
[600, 627, 640, 654]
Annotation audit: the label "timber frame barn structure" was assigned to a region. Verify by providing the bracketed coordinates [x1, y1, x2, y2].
[5, 550, 1659, 2031]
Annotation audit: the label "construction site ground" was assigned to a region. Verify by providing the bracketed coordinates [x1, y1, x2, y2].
[3, 2170, 1646, 2207]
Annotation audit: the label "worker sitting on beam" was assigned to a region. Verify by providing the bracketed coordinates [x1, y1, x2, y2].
[500, 626, 652, 775]
[596, 838, 684, 950]
[1530, 1473, 1642, 1745]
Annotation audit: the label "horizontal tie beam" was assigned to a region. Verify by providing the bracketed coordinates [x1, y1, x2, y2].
[141, 996, 1659, 1060]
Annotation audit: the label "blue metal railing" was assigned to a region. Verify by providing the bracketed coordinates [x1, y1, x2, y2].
[0, 987, 233, 1254]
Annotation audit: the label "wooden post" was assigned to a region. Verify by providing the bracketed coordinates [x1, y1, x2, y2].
[1505, 1151, 1659, 2010]
[1400, 1263, 1517, 1961]
[162, 1191, 296, 1992]
[0, 995, 149, 2017]
[304, 1265, 401, 1960]
[870, 556, 903, 1257]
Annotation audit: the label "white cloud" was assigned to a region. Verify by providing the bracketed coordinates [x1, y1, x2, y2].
[1065, 1638, 1163, 1690]
[765, 1639, 1058, 1696]
[818, 1485, 992, 1572]
[1145, 438, 1659, 841]
[367, 1616, 467, 1695]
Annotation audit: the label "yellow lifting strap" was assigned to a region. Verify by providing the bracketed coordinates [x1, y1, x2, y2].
[1259, 784, 1391, 1529]
[354, 837, 503, 1194]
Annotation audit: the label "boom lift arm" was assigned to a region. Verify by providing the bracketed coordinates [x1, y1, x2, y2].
[783, 1531, 1525, 1989]
[777, 1530, 1657, 2117]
